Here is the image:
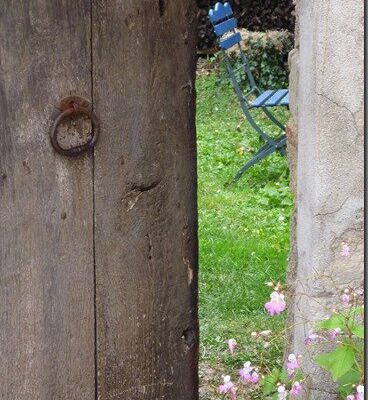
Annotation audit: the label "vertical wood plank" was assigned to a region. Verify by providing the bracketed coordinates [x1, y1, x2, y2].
[92, 1, 198, 398]
[0, 2, 95, 398]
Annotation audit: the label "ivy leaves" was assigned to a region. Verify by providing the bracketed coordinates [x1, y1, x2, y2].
[221, 32, 294, 92]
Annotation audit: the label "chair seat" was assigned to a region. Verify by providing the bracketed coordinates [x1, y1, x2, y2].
[251, 89, 289, 108]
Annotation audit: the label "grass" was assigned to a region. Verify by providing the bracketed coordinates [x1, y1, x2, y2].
[196, 70, 293, 399]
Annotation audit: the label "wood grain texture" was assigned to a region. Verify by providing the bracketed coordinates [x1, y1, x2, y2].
[92, 1, 198, 399]
[0, 2, 95, 398]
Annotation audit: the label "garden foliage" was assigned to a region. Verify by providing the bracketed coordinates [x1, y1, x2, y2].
[221, 30, 294, 91]
[197, 0, 295, 51]
[218, 280, 364, 399]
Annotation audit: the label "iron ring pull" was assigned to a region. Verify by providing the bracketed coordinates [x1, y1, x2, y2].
[50, 103, 99, 156]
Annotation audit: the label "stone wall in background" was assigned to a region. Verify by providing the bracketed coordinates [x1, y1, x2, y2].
[287, 0, 364, 398]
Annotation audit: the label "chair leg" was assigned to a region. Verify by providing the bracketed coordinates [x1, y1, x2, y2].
[278, 147, 287, 156]
[275, 135, 287, 155]
[230, 135, 287, 184]
[231, 141, 277, 184]
[223, 58, 289, 181]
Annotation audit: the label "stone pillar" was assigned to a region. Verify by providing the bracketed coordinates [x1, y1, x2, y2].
[287, 0, 364, 398]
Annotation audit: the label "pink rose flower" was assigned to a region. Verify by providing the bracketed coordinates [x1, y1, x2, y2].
[356, 385, 364, 400]
[287, 354, 301, 370]
[341, 293, 350, 304]
[305, 330, 320, 345]
[291, 381, 302, 396]
[265, 291, 286, 316]
[226, 339, 237, 354]
[230, 389, 237, 400]
[219, 375, 237, 399]
[239, 362, 260, 384]
[250, 371, 259, 384]
[287, 354, 301, 378]
[278, 385, 288, 400]
[239, 361, 253, 382]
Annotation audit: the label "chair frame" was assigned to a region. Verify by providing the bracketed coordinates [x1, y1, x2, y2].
[209, 2, 288, 184]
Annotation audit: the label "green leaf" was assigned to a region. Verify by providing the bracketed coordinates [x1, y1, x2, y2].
[279, 370, 290, 385]
[351, 305, 364, 316]
[337, 369, 361, 397]
[262, 368, 280, 395]
[317, 314, 345, 331]
[351, 323, 364, 338]
[315, 345, 355, 381]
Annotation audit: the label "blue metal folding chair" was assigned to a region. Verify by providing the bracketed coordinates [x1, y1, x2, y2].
[208, 2, 289, 184]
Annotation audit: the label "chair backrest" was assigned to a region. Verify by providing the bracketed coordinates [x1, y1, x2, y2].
[208, 3, 242, 51]
[209, 2, 258, 93]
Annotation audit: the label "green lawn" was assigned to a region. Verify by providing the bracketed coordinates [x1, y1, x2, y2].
[196, 72, 293, 399]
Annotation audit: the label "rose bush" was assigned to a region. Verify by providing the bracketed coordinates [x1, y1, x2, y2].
[217, 244, 364, 399]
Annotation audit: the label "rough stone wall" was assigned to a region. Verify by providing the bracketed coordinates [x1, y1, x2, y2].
[287, 0, 364, 398]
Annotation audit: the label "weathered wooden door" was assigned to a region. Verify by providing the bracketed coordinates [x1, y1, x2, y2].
[0, 2, 198, 399]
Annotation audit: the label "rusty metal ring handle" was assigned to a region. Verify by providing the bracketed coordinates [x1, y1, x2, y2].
[50, 104, 99, 156]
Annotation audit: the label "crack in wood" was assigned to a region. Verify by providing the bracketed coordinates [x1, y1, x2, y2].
[158, 0, 165, 17]
[124, 180, 162, 212]
[146, 233, 154, 266]
[130, 180, 161, 193]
